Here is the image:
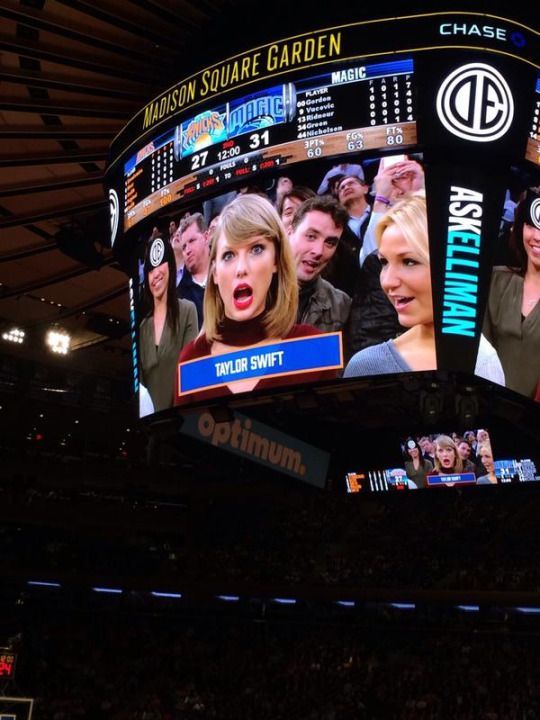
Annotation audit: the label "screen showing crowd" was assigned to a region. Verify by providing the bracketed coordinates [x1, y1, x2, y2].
[345, 429, 539, 492]
[133, 147, 536, 418]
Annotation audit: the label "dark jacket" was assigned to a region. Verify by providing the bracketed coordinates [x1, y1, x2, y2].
[348, 252, 404, 354]
[177, 270, 205, 329]
[323, 222, 368, 298]
[298, 277, 351, 334]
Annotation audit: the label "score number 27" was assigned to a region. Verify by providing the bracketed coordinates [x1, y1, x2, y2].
[189, 130, 270, 171]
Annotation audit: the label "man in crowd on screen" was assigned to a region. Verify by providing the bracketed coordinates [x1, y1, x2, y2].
[317, 161, 365, 195]
[456, 438, 477, 473]
[170, 227, 185, 289]
[419, 436, 436, 465]
[288, 196, 351, 336]
[177, 213, 210, 329]
[168, 217, 178, 241]
[277, 186, 316, 235]
[323, 172, 372, 297]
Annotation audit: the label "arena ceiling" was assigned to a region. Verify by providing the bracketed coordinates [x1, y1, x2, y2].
[0, 0, 242, 377]
[0, 0, 536, 380]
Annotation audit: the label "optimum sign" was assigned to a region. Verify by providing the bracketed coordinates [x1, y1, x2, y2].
[436, 63, 514, 142]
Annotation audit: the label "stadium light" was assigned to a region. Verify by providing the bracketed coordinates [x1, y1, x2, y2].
[151, 591, 182, 599]
[46, 328, 71, 355]
[2, 327, 25, 344]
[390, 603, 415, 610]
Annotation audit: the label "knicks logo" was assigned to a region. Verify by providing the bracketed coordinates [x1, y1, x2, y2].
[182, 111, 226, 154]
[436, 63, 514, 142]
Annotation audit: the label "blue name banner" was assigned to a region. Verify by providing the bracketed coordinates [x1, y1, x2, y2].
[178, 333, 342, 395]
[427, 472, 476, 486]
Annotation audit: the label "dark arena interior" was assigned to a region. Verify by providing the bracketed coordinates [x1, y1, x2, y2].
[1, 1, 540, 718]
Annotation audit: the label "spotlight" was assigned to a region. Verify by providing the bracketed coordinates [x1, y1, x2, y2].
[2, 327, 25, 344]
[46, 328, 71, 355]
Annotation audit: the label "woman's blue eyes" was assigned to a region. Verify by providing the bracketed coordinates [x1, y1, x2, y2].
[221, 244, 265, 261]
[379, 256, 420, 268]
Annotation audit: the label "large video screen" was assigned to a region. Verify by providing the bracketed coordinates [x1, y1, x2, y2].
[106, 13, 540, 418]
[345, 429, 539, 492]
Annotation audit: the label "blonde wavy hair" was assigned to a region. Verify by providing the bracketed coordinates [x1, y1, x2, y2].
[203, 194, 298, 342]
[375, 191, 429, 263]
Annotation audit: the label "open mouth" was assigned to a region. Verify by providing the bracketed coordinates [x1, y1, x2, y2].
[233, 283, 253, 309]
[302, 259, 320, 273]
[392, 296, 414, 311]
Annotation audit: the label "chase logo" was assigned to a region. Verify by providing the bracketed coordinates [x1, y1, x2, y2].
[439, 23, 526, 47]
[109, 189, 119, 247]
[436, 63, 514, 142]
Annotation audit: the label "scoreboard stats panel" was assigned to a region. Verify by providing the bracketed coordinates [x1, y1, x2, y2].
[123, 59, 415, 231]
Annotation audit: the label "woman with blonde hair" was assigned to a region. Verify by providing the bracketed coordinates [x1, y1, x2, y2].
[176, 193, 336, 403]
[476, 442, 498, 485]
[431, 435, 464, 476]
[344, 193, 504, 382]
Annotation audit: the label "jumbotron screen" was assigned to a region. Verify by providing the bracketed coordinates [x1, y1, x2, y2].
[106, 12, 540, 418]
[345, 429, 539, 493]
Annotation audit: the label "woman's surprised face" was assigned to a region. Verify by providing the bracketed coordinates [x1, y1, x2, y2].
[213, 233, 277, 321]
[379, 224, 433, 328]
[436, 444, 456, 472]
[523, 222, 540, 272]
[148, 261, 169, 303]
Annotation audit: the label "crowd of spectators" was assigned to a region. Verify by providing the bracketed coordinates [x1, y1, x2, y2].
[11, 612, 540, 720]
[2, 456, 540, 594]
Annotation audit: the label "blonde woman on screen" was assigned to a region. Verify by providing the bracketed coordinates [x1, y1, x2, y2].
[344, 193, 505, 383]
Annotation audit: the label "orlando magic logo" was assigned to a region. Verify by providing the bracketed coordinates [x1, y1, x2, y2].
[228, 90, 285, 137]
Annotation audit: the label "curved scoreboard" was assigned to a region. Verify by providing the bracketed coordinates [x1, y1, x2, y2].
[105, 11, 540, 420]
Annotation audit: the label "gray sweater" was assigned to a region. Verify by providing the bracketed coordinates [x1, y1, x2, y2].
[344, 337, 505, 385]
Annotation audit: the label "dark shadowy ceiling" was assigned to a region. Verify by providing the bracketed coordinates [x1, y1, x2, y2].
[0, 0, 239, 376]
